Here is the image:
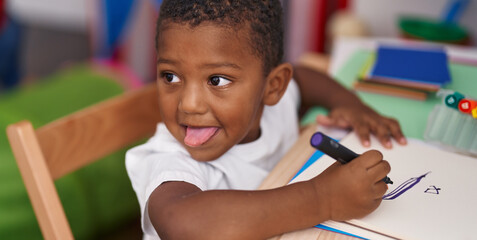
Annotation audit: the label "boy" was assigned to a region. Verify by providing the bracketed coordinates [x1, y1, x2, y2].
[126, 1, 406, 239]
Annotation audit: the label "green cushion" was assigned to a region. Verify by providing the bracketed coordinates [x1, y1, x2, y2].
[0, 65, 140, 239]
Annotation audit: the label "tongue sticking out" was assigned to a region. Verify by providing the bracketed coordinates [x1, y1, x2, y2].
[184, 127, 219, 147]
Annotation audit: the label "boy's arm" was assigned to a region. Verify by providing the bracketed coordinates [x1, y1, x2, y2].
[148, 151, 389, 240]
[149, 180, 324, 240]
[293, 65, 407, 148]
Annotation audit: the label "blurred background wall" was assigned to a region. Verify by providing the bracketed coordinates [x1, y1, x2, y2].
[353, 0, 476, 42]
[4, 0, 159, 86]
[2, 0, 476, 87]
[284, 0, 476, 63]
[8, 0, 89, 80]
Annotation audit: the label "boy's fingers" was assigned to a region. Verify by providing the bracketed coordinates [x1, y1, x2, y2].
[336, 118, 351, 128]
[354, 123, 371, 147]
[329, 114, 352, 128]
[373, 181, 389, 198]
[375, 124, 392, 149]
[316, 115, 333, 127]
[367, 160, 391, 183]
[317, 114, 354, 130]
[386, 119, 407, 145]
[355, 150, 383, 169]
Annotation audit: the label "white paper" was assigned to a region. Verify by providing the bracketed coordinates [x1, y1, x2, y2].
[291, 133, 477, 240]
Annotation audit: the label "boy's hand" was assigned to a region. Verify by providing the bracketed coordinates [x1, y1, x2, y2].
[293, 64, 407, 148]
[310, 150, 390, 221]
[316, 106, 407, 148]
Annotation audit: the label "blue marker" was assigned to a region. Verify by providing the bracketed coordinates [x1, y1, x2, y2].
[442, 0, 469, 24]
[310, 132, 393, 184]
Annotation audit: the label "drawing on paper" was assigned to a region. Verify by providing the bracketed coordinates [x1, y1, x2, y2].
[424, 185, 441, 194]
[383, 172, 431, 200]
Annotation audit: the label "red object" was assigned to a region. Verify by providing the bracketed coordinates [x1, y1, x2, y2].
[458, 99, 477, 114]
[0, 0, 5, 30]
[313, 0, 327, 53]
[338, 0, 348, 10]
[313, 0, 349, 53]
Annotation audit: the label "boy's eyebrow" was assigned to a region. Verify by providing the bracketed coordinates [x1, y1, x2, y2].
[201, 62, 242, 70]
[157, 58, 177, 64]
[157, 58, 241, 70]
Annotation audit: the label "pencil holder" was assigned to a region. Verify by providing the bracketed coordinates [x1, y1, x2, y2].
[424, 90, 477, 156]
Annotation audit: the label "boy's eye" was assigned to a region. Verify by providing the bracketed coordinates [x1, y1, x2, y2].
[163, 73, 180, 83]
[208, 76, 231, 86]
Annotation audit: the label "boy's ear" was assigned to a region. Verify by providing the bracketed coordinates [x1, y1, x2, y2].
[263, 63, 293, 106]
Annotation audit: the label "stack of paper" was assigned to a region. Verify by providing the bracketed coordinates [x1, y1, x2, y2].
[354, 45, 452, 101]
[291, 133, 477, 240]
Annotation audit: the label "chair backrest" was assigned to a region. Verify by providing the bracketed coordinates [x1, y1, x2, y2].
[6, 84, 161, 240]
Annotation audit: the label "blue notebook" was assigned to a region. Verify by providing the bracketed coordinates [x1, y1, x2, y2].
[369, 45, 451, 87]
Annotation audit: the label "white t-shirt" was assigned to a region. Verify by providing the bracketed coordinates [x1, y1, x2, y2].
[126, 80, 301, 239]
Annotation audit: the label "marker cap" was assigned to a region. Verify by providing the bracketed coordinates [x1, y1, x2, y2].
[444, 94, 463, 109]
[445, 92, 464, 109]
[458, 99, 477, 114]
[310, 132, 323, 147]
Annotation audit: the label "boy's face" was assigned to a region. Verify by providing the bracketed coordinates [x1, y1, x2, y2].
[156, 22, 269, 161]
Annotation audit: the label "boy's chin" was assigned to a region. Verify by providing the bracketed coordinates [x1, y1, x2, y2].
[186, 147, 226, 162]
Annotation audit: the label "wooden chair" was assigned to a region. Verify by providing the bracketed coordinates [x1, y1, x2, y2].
[6, 84, 161, 240]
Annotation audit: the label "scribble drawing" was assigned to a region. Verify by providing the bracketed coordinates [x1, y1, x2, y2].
[382, 172, 431, 200]
[424, 185, 441, 194]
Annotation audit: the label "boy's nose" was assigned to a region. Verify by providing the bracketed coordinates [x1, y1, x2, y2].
[178, 84, 208, 115]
